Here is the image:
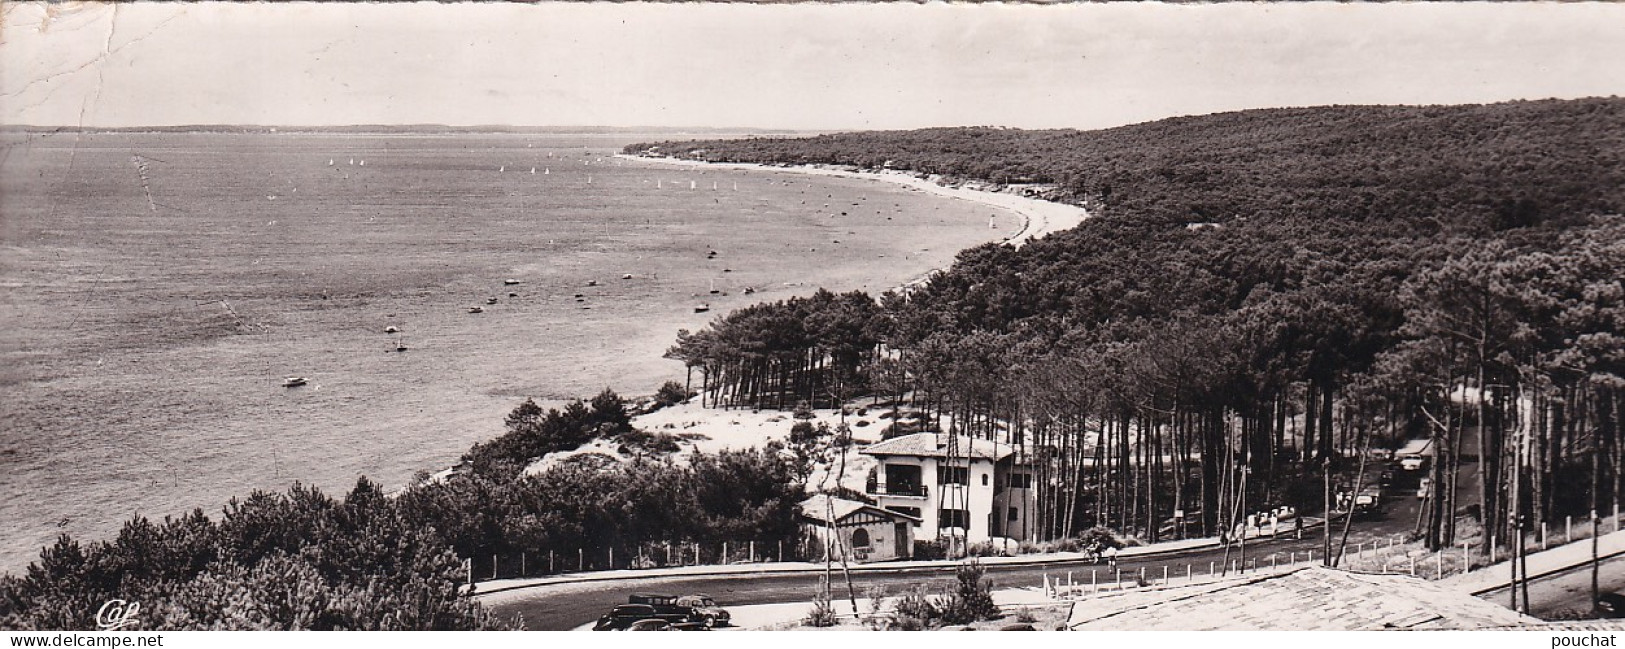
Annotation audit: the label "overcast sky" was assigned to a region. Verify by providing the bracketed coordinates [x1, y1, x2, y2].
[3, 2, 1623, 131]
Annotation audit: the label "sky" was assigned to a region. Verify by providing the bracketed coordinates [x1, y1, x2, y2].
[3, 2, 1624, 131]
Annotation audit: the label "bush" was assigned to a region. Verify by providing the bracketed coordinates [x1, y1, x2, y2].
[654, 381, 692, 407]
[789, 421, 819, 444]
[1078, 526, 1127, 552]
[890, 586, 940, 631]
[939, 560, 999, 624]
[614, 429, 681, 454]
[913, 538, 947, 561]
[804, 588, 838, 627]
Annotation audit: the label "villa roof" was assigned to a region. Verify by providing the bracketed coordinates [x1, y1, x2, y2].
[1067, 566, 1538, 631]
[798, 495, 921, 524]
[860, 432, 1017, 461]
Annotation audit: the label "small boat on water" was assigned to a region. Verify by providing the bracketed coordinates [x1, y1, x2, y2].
[486, 297, 499, 305]
[384, 325, 400, 334]
[504, 278, 521, 285]
[468, 306, 484, 314]
[283, 377, 308, 388]
[694, 304, 710, 313]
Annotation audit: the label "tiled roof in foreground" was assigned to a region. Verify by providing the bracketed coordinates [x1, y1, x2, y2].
[1068, 566, 1539, 631]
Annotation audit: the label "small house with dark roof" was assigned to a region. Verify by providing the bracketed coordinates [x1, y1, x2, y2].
[799, 495, 920, 563]
[860, 432, 1034, 545]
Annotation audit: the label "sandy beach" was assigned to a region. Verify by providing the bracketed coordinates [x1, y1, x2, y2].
[619, 153, 1090, 251]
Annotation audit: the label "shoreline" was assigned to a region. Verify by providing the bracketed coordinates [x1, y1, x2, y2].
[615, 153, 1090, 291]
[422, 158, 1093, 491]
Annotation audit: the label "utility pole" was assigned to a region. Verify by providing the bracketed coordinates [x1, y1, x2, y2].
[1239, 465, 1249, 573]
[1323, 457, 1332, 566]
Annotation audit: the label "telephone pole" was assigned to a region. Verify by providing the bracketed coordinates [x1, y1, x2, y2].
[1323, 457, 1332, 566]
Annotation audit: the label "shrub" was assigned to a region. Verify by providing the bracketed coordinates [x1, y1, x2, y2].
[913, 538, 947, 561]
[890, 586, 940, 631]
[614, 429, 681, 454]
[654, 381, 692, 407]
[789, 421, 819, 444]
[1078, 526, 1127, 551]
[938, 560, 999, 624]
[804, 588, 838, 627]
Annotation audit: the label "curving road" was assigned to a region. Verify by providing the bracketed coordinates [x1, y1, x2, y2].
[484, 523, 1395, 630]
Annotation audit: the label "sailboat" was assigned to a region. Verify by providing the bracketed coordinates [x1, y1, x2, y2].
[348, 158, 354, 165]
[690, 180, 697, 190]
[358, 159, 365, 166]
[713, 181, 718, 190]
[328, 159, 334, 166]
[530, 167, 536, 174]
[657, 180, 663, 189]
[587, 175, 592, 184]
[544, 168, 549, 175]
[499, 165, 505, 173]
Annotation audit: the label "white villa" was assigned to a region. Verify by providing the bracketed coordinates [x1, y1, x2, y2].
[861, 432, 1035, 545]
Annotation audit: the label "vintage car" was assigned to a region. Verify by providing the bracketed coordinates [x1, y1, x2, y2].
[593, 604, 665, 631]
[675, 594, 732, 627]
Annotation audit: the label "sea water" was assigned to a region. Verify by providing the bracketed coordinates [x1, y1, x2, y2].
[0, 131, 1018, 572]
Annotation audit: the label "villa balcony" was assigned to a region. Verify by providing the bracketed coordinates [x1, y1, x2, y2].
[871, 484, 928, 498]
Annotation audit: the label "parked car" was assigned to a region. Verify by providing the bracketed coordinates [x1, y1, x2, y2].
[628, 593, 700, 623]
[627, 619, 672, 631]
[675, 594, 731, 627]
[1597, 591, 1625, 618]
[1352, 487, 1382, 517]
[594, 604, 664, 631]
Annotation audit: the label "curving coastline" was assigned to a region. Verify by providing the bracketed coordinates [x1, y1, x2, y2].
[615, 154, 1091, 249]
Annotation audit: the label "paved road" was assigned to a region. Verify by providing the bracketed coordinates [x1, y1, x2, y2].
[484, 460, 1443, 630]
[486, 524, 1398, 630]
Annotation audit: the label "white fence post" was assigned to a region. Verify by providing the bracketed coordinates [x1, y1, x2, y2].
[1566, 516, 1572, 543]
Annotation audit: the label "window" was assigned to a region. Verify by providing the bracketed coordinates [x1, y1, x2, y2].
[937, 466, 968, 485]
[851, 528, 871, 548]
[1008, 507, 1020, 522]
[981, 473, 989, 486]
[1007, 473, 1033, 489]
[939, 508, 971, 529]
